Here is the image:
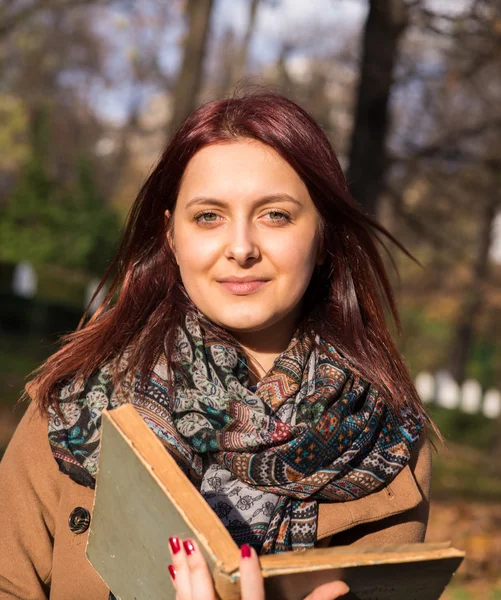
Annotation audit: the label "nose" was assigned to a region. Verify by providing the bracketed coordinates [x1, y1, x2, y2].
[223, 219, 260, 265]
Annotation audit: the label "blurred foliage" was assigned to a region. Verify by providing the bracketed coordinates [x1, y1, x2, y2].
[432, 449, 501, 502]
[0, 261, 90, 308]
[0, 333, 52, 409]
[444, 586, 501, 600]
[399, 303, 454, 375]
[0, 94, 29, 171]
[0, 109, 121, 276]
[468, 337, 500, 390]
[0, 292, 82, 339]
[35, 264, 90, 307]
[428, 405, 497, 452]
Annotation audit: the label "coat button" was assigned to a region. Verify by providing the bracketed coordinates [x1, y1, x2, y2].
[68, 507, 91, 534]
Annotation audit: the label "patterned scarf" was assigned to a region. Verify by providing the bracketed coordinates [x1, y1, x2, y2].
[48, 308, 423, 555]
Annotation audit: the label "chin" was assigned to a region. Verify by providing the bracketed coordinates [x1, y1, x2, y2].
[205, 308, 276, 333]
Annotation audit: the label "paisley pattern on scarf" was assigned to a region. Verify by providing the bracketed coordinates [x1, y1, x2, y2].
[48, 308, 423, 556]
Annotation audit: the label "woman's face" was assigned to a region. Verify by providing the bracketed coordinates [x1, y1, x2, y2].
[167, 139, 324, 339]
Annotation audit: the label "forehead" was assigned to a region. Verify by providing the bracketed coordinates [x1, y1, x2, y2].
[177, 140, 310, 204]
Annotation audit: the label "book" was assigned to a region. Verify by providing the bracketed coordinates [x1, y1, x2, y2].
[86, 404, 465, 600]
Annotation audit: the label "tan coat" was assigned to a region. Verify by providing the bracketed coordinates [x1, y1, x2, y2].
[0, 390, 432, 600]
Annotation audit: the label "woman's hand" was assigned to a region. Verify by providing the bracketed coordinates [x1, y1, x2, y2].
[168, 536, 350, 600]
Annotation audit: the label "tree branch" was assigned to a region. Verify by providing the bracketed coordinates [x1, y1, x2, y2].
[0, 0, 106, 39]
[391, 118, 501, 163]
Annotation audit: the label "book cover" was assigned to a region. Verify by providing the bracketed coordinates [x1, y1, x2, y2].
[86, 405, 464, 600]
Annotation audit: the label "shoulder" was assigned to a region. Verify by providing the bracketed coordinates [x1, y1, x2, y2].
[3, 393, 49, 461]
[0, 395, 61, 594]
[408, 425, 433, 501]
[0, 391, 64, 506]
[0, 388, 108, 599]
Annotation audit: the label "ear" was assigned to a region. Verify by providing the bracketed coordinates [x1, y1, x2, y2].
[164, 209, 177, 261]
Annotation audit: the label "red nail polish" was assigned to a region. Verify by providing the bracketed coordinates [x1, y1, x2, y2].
[168, 564, 176, 580]
[183, 539, 195, 555]
[241, 544, 251, 558]
[169, 536, 181, 554]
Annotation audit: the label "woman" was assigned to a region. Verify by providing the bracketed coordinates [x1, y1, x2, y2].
[0, 93, 433, 600]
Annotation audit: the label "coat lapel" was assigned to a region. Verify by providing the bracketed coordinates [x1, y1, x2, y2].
[316, 463, 423, 541]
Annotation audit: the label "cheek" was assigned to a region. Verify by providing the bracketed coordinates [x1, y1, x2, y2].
[176, 231, 220, 271]
[273, 235, 318, 272]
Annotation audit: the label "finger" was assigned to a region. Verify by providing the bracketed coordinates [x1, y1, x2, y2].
[239, 544, 265, 600]
[304, 580, 350, 600]
[168, 564, 177, 586]
[183, 539, 217, 600]
[169, 536, 191, 600]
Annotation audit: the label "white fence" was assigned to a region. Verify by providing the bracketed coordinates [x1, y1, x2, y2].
[11, 261, 105, 315]
[415, 370, 501, 419]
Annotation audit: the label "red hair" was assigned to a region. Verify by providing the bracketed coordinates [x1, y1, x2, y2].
[28, 92, 432, 430]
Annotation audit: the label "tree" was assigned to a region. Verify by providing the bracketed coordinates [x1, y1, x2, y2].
[231, 0, 261, 86]
[0, 108, 120, 276]
[448, 166, 500, 384]
[347, 0, 410, 217]
[169, 0, 214, 133]
[0, 0, 107, 40]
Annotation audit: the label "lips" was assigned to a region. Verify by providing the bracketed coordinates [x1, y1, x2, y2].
[218, 280, 269, 295]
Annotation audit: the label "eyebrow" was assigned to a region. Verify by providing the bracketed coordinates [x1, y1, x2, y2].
[185, 194, 303, 210]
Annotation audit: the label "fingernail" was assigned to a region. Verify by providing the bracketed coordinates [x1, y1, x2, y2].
[241, 543, 251, 558]
[168, 564, 176, 580]
[183, 539, 195, 556]
[169, 536, 181, 554]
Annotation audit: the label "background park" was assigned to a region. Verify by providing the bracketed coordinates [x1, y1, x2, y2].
[1, 0, 500, 597]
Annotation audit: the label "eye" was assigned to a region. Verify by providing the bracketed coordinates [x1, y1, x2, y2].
[265, 211, 291, 224]
[193, 210, 292, 227]
[193, 211, 221, 225]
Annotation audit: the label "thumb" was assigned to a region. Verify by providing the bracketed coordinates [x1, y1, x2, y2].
[305, 580, 350, 600]
[239, 544, 265, 600]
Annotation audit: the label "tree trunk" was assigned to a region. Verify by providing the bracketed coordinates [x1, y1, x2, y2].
[449, 174, 500, 384]
[347, 0, 409, 216]
[169, 0, 214, 134]
[231, 0, 260, 85]
[216, 27, 237, 97]
[275, 45, 294, 96]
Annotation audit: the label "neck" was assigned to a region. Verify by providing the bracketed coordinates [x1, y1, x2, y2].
[230, 307, 302, 385]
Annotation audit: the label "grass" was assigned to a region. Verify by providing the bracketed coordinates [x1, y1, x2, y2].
[442, 582, 501, 600]
[0, 333, 53, 408]
[428, 404, 497, 452]
[425, 405, 501, 502]
[432, 447, 501, 502]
